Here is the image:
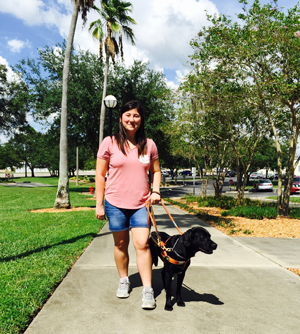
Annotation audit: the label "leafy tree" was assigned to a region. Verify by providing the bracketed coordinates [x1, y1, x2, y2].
[16, 46, 174, 176]
[234, 0, 300, 214]
[0, 142, 23, 171]
[7, 127, 48, 177]
[16, 45, 105, 159]
[0, 64, 29, 135]
[108, 60, 174, 158]
[90, 0, 136, 144]
[184, 0, 300, 213]
[249, 139, 288, 176]
[184, 21, 279, 200]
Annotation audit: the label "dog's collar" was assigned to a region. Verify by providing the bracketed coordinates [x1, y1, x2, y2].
[171, 238, 189, 261]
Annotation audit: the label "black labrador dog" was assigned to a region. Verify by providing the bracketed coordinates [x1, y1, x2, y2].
[149, 226, 217, 311]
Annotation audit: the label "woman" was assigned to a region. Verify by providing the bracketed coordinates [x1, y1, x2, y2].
[95, 100, 161, 309]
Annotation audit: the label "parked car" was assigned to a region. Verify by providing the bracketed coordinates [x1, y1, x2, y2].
[179, 170, 192, 176]
[250, 172, 264, 179]
[268, 173, 279, 180]
[225, 170, 236, 177]
[254, 179, 273, 192]
[291, 184, 300, 194]
[291, 176, 300, 194]
[161, 170, 171, 177]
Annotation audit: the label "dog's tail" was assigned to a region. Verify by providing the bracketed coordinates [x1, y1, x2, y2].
[149, 235, 158, 267]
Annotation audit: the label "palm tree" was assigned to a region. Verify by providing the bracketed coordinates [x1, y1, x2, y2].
[89, 0, 136, 144]
[54, 0, 94, 209]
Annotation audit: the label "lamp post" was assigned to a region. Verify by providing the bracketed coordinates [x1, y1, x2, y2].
[104, 95, 118, 136]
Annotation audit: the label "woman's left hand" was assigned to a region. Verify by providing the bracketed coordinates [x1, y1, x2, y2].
[150, 192, 161, 205]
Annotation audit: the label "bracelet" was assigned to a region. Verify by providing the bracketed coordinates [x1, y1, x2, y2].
[152, 191, 161, 197]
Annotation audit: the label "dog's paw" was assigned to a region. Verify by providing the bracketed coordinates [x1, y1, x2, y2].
[177, 301, 185, 307]
[164, 304, 173, 311]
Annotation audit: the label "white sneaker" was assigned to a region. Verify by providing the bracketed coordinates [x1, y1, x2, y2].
[142, 287, 156, 309]
[116, 278, 131, 298]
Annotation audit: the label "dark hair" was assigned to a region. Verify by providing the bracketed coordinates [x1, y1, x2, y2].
[114, 100, 147, 156]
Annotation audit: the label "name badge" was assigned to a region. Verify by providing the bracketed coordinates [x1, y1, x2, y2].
[139, 155, 150, 164]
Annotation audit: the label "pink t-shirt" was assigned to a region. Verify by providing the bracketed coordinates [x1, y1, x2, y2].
[97, 136, 159, 209]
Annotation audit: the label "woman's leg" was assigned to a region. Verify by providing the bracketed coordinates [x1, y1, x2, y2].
[131, 227, 152, 287]
[113, 230, 130, 278]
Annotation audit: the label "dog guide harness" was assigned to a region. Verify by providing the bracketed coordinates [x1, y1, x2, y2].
[145, 199, 189, 270]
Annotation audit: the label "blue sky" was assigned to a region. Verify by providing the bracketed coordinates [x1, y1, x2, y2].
[0, 0, 299, 141]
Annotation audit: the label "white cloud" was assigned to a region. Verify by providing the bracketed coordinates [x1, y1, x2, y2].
[0, 56, 19, 81]
[0, 0, 218, 74]
[166, 80, 179, 91]
[7, 39, 31, 53]
[0, 133, 9, 144]
[0, 0, 68, 27]
[120, 0, 219, 71]
[176, 69, 190, 82]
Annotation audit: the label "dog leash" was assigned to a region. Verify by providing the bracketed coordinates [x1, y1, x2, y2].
[160, 200, 183, 235]
[145, 199, 189, 268]
[145, 199, 183, 236]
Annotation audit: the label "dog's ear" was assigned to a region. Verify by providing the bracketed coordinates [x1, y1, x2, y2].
[182, 228, 193, 247]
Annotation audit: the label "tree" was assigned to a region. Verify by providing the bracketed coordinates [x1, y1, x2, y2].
[183, 0, 300, 213]
[89, 0, 136, 144]
[0, 64, 29, 135]
[55, 0, 94, 208]
[16, 46, 174, 172]
[7, 128, 48, 177]
[235, 0, 300, 215]
[0, 142, 23, 171]
[178, 62, 269, 200]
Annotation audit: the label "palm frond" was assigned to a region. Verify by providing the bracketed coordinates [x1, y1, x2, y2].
[111, 37, 119, 55]
[91, 4, 108, 20]
[93, 26, 104, 41]
[110, 21, 121, 34]
[122, 25, 135, 45]
[119, 35, 124, 61]
[88, 19, 101, 31]
[91, 0, 136, 64]
[78, 0, 94, 25]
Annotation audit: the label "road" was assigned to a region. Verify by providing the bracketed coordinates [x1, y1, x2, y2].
[160, 176, 289, 200]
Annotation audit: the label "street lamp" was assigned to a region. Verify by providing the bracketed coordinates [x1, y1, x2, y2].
[104, 95, 118, 136]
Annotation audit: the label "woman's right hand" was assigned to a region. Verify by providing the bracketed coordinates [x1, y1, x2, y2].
[96, 204, 106, 220]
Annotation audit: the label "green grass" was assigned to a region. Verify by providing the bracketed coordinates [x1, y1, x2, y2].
[185, 195, 281, 219]
[221, 205, 278, 219]
[185, 195, 256, 210]
[0, 177, 105, 334]
[185, 195, 300, 219]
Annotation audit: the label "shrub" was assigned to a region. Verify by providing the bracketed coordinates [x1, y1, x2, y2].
[289, 208, 300, 219]
[186, 195, 239, 210]
[223, 206, 277, 219]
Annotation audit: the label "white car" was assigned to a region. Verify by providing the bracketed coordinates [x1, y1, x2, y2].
[161, 170, 170, 177]
[256, 179, 273, 192]
[250, 172, 264, 179]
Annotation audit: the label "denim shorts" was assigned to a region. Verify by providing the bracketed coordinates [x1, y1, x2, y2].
[104, 199, 150, 232]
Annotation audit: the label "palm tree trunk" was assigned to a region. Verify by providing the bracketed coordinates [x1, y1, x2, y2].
[54, 0, 79, 208]
[99, 55, 109, 144]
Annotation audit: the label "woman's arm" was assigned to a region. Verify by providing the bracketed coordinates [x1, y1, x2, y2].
[95, 157, 109, 220]
[150, 158, 161, 204]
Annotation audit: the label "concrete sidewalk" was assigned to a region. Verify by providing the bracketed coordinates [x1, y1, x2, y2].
[25, 203, 300, 334]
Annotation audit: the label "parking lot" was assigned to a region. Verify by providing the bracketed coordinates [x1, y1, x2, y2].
[160, 175, 299, 200]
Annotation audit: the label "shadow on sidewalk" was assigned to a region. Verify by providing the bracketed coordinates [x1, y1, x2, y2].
[128, 268, 224, 309]
[0, 233, 98, 263]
